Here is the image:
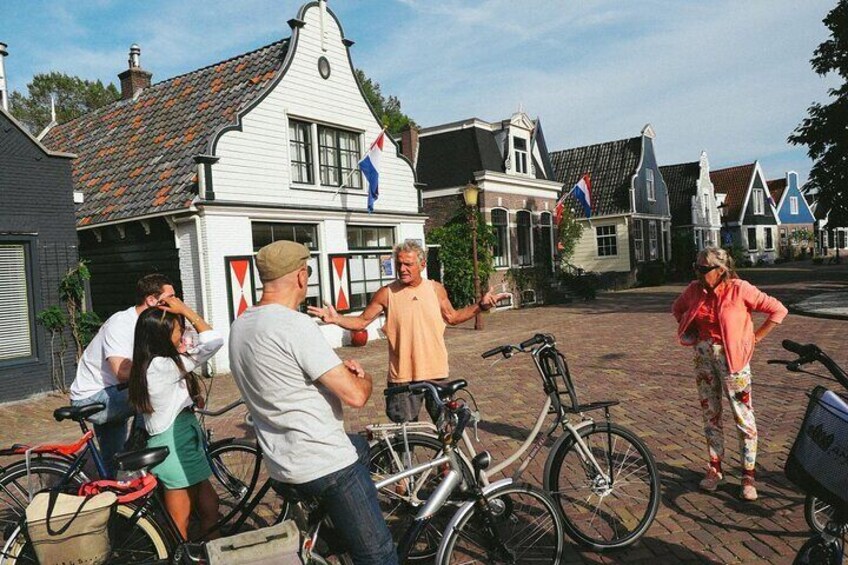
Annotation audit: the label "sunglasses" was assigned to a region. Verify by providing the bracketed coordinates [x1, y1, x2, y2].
[302, 265, 313, 278]
[693, 263, 720, 275]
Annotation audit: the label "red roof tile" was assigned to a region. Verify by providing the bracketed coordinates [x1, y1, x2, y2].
[767, 178, 787, 207]
[711, 163, 755, 223]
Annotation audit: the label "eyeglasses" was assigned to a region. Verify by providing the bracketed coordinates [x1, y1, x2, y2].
[304, 265, 313, 278]
[693, 263, 720, 275]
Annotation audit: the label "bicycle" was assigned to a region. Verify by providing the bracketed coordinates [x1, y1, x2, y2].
[769, 339, 848, 565]
[368, 333, 661, 552]
[292, 380, 565, 564]
[0, 398, 282, 543]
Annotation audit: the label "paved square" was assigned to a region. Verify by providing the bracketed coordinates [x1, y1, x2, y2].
[2, 262, 845, 563]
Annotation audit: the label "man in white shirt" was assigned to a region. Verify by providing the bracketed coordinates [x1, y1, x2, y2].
[69, 274, 175, 477]
[230, 241, 396, 565]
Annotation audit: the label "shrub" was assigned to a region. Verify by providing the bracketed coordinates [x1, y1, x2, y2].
[637, 260, 667, 287]
[428, 210, 496, 307]
[558, 271, 599, 300]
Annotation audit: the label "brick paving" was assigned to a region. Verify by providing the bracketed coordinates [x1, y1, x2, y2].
[2, 261, 846, 564]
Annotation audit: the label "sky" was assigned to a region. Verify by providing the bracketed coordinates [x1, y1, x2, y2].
[0, 0, 839, 184]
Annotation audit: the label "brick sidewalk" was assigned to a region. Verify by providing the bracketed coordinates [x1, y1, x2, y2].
[2, 263, 846, 564]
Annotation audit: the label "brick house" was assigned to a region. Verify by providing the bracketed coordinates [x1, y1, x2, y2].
[42, 2, 424, 372]
[0, 98, 79, 399]
[661, 151, 722, 254]
[768, 171, 815, 258]
[711, 162, 780, 264]
[549, 125, 671, 287]
[409, 112, 563, 306]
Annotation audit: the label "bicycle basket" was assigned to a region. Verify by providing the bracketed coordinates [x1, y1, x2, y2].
[785, 385, 848, 514]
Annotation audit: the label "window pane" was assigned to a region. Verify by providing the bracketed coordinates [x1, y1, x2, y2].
[289, 120, 312, 184]
[253, 222, 318, 251]
[514, 138, 527, 150]
[252, 224, 273, 252]
[516, 211, 532, 265]
[748, 227, 758, 251]
[0, 244, 32, 360]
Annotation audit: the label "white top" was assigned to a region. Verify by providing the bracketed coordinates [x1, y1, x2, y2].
[143, 330, 224, 435]
[228, 304, 358, 484]
[70, 306, 138, 400]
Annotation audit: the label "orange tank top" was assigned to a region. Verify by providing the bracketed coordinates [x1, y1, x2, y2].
[383, 279, 449, 383]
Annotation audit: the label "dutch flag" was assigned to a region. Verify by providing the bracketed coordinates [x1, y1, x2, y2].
[570, 174, 592, 218]
[360, 130, 385, 213]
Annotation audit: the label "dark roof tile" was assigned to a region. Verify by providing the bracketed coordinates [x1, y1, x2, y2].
[659, 161, 700, 226]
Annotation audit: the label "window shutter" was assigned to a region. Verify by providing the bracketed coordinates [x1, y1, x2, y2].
[0, 245, 33, 360]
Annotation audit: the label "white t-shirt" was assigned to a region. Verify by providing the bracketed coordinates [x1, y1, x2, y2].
[228, 304, 358, 484]
[70, 306, 138, 401]
[143, 330, 224, 435]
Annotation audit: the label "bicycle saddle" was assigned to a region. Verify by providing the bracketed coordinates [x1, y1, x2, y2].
[430, 379, 468, 399]
[53, 403, 106, 422]
[114, 446, 170, 473]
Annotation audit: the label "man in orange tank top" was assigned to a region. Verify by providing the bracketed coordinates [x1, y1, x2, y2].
[309, 240, 509, 423]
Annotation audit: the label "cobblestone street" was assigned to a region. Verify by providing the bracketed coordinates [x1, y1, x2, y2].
[2, 262, 845, 564]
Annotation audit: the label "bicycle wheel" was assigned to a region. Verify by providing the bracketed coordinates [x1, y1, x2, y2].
[438, 483, 565, 564]
[0, 504, 170, 564]
[369, 433, 473, 561]
[804, 495, 836, 534]
[545, 422, 660, 551]
[793, 533, 844, 565]
[0, 457, 88, 542]
[208, 438, 289, 530]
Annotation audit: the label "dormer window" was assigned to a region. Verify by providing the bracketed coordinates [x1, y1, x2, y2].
[513, 137, 529, 174]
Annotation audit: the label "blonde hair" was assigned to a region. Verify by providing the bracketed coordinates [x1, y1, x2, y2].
[696, 246, 738, 279]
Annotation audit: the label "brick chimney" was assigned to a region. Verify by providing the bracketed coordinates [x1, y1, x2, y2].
[0, 42, 9, 112]
[400, 124, 419, 167]
[118, 44, 152, 100]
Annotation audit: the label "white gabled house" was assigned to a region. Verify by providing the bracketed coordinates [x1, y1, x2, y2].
[661, 151, 722, 252]
[44, 1, 424, 372]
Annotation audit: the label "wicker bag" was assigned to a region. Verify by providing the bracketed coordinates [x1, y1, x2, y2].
[784, 385, 848, 513]
[25, 490, 117, 565]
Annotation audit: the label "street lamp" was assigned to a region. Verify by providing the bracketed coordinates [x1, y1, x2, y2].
[463, 183, 483, 330]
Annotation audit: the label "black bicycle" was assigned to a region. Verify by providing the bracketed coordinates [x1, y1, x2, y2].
[770, 339, 848, 565]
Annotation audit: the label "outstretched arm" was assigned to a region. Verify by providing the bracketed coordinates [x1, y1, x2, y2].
[436, 283, 511, 326]
[307, 286, 388, 331]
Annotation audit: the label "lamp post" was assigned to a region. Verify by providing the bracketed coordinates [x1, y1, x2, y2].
[463, 183, 483, 330]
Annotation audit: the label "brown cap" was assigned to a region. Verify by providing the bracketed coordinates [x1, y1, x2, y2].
[255, 241, 310, 282]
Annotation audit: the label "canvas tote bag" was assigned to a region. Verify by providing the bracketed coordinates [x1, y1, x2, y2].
[204, 520, 303, 565]
[25, 490, 117, 565]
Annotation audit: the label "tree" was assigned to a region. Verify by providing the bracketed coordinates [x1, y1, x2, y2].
[555, 206, 584, 266]
[9, 72, 119, 134]
[789, 0, 848, 229]
[355, 69, 415, 136]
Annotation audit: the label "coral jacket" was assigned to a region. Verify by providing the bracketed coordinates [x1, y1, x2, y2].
[672, 278, 788, 373]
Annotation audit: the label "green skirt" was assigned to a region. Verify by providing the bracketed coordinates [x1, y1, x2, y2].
[147, 410, 212, 489]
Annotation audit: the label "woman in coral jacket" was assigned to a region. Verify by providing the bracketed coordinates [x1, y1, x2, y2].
[672, 246, 787, 501]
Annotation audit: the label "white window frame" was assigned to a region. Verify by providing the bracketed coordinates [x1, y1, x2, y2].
[251, 222, 323, 311]
[752, 189, 765, 215]
[596, 225, 618, 257]
[648, 221, 658, 260]
[490, 208, 510, 268]
[286, 118, 363, 190]
[633, 219, 645, 262]
[0, 241, 36, 364]
[790, 196, 799, 215]
[512, 137, 529, 175]
[747, 227, 758, 251]
[288, 119, 313, 184]
[646, 169, 656, 202]
[515, 210, 533, 266]
[764, 227, 774, 250]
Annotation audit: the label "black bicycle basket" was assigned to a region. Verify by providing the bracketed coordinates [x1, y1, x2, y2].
[784, 385, 848, 513]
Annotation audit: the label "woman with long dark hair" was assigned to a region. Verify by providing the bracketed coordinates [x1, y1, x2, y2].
[129, 296, 223, 539]
[672, 246, 787, 501]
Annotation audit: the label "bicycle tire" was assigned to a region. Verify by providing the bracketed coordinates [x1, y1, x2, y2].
[0, 457, 89, 542]
[544, 422, 660, 551]
[437, 482, 565, 564]
[207, 438, 289, 530]
[793, 532, 844, 565]
[369, 433, 474, 562]
[0, 503, 170, 564]
[804, 494, 836, 534]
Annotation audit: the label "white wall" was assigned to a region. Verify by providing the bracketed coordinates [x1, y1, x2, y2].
[570, 217, 631, 273]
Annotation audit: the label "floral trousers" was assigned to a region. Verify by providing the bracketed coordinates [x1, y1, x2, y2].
[693, 341, 757, 472]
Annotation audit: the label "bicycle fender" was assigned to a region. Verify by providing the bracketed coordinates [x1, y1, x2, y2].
[434, 478, 514, 564]
[542, 420, 597, 493]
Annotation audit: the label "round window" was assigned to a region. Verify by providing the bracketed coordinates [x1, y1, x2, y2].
[318, 56, 331, 80]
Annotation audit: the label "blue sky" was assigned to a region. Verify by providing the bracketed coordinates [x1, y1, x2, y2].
[1, 0, 838, 183]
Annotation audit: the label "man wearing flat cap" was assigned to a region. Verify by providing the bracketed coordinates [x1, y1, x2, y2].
[229, 241, 397, 565]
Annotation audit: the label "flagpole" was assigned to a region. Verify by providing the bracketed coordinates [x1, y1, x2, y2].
[332, 126, 387, 199]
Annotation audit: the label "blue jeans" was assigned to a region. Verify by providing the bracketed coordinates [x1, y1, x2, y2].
[71, 385, 136, 478]
[289, 435, 397, 565]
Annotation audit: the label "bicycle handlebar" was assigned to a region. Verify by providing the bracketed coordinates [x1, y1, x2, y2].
[481, 345, 507, 359]
[520, 334, 547, 349]
[194, 398, 245, 417]
[383, 382, 474, 440]
[481, 333, 554, 359]
[775, 340, 848, 392]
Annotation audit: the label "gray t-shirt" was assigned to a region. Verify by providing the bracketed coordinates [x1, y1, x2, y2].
[229, 304, 358, 484]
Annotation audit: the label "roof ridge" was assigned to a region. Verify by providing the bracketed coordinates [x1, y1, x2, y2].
[550, 135, 641, 155]
[711, 162, 755, 174]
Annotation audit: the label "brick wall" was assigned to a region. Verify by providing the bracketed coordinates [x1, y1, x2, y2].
[0, 112, 79, 400]
[423, 194, 466, 232]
